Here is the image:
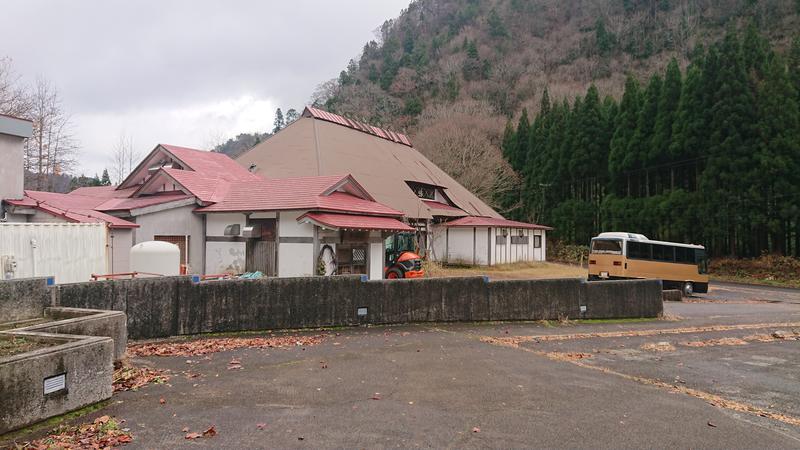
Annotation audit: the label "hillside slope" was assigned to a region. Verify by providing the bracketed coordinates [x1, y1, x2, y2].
[314, 0, 800, 258]
[319, 0, 798, 127]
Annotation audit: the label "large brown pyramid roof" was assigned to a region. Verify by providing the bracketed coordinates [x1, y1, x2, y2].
[236, 108, 502, 220]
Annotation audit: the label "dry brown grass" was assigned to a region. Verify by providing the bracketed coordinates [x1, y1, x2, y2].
[423, 260, 586, 280]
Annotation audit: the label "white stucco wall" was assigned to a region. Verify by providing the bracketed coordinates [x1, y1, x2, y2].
[278, 210, 315, 277]
[278, 242, 314, 277]
[204, 213, 247, 275]
[368, 230, 384, 280]
[0, 133, 25, 204]
[279, 210, 313, 237]
[205, 241, 245, 274]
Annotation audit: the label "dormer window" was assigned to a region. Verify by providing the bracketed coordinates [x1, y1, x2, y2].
[406, 181, 436, 200]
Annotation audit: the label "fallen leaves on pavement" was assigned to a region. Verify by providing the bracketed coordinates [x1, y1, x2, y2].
[128, 334, 327, 357]
[545, 351, 593, 361]
[640, 342, 676, 352]
[113, 363, 169, 392]
[492, 322, 800, 343]
[227, 358, 243, 370]
[16, 415, 132, 449]
[682, 337, 748, 347]
[184, 426, 217, 440]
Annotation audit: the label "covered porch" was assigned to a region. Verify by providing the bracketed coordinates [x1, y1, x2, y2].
[298, 212, 414, 280]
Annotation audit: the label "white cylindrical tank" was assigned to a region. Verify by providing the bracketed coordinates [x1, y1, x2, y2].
[130, 241, 180, 277]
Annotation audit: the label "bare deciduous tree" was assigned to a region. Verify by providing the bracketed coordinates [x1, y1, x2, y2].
[25, 78, 78, 191]
[0, 57, 30, 116]
[412, 101, 518, 210]
[110, 132, 140, 185]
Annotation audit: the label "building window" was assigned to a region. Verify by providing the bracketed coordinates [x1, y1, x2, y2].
[511, 236, 529, 245]
[405, 181, 437, 200]
[496, 235, 507, 245]
[534, 235, 542, 248]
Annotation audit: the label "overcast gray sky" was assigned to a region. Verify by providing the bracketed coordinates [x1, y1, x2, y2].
[2, 0, 408, 176]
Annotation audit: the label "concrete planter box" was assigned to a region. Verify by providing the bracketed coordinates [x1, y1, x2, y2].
[0, 332, 113, 435]
[0, 279, 127, 435]
[14, 308, 127, 363]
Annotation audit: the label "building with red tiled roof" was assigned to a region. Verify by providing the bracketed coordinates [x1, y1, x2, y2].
[238, 106, 551, 266]
[4, 107, 550, 279]
[4, 142, 415, 279]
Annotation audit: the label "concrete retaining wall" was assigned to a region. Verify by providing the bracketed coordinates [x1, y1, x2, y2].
[55, 276, 663, 340]
[57, 277, 189, 340]
[0, 277, 52, 322]
[0, 333, 113, 435]
[662, 290, 683, 302]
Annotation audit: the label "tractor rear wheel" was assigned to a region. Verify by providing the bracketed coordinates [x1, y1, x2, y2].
[386, 268, 403, 279]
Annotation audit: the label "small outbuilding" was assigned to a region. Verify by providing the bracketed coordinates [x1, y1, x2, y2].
[431, 217, 551, 266]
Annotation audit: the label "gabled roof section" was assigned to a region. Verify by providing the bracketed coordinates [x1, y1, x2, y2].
[237, 108, 505, 220]
[195, 174, 402, 216]
[118, 143, 258, 190]
[160, 144, 258, 181]
[5, 191, 138, 228]
[303, 107, 412, 147]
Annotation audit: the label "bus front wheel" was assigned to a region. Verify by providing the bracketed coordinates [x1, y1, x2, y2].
[682, 282, 694, 297]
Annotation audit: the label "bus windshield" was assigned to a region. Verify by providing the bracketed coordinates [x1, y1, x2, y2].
[591, 239, 622, 255]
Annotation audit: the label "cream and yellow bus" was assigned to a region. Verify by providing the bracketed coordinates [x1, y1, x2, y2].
[588, 232, 708, 295]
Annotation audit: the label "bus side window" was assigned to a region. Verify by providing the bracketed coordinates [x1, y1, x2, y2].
[652, 244, 675, 262]
[676, 247, 694, 264]
[627, 242, 652, 260]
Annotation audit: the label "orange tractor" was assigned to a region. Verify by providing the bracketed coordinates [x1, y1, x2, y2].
[384, 232, 425, 279]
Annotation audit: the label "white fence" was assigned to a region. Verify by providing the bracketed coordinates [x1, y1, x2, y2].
[0, 222, 107, 283]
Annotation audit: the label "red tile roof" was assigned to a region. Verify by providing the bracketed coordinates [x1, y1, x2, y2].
[158, 168, 231, 203]
[6, 191, 139, 228]
[303, 107, 412, 147]
[70, 185, 136, 198]
[443, 216, 553, 230]
[196, 175, 402, 216]
[298, 212, 414, 232]
[96, 192, 193, 211]
[160, 144, 259, 181]
[5, 145, 408, 228]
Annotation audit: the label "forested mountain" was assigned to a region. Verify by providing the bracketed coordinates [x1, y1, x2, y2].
[504, 28, 800, 258]
[317, 0, 800, 257]
[214, 132, 271, 158]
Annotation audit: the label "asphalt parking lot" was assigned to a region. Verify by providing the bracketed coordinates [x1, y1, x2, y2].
[6, 282, 800, 449]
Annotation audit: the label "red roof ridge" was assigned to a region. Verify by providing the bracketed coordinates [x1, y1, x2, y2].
[303, 106, 412, 147]
[444, 216, 553, 231]
[159, 143, 208, 153]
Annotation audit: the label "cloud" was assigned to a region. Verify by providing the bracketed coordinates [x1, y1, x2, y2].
[1, 0, 408, 176]
[72, 95, 277, 175]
